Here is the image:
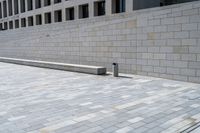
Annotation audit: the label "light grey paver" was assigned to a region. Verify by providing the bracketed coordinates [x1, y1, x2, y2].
[0, 62, 200, 133]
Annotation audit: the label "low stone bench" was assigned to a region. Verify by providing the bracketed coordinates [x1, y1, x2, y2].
[0, 57, 106, 75]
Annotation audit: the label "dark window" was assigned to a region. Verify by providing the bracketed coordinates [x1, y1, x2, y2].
[15, 19, 19, 28]
[14, 0, 19, 14]
[94, 0, 105, 16]
[44, 0, 51, 6]
[54, 0, 61, 4]
[20, 0, 25, 13]
[0, 23, 3, 30]
[21, 18, 26, 27]
[0, 3, 2, 18]
[54, 10, 62, 22]
[4, 22, 8, 30]
[9, 21, 13, 29]
[66, 7, 74, 20]
[3, 1, 7, 17]
[35, 0, 41, 9]
[8, 0, 13, 16]
[112, 0, 126, 13]
[27, 0, 33, 11]
[45, 12, 51, 24]
[28, 16, 33, 26]
[36, 14, 42, 25]
[79, 4, 89, 19]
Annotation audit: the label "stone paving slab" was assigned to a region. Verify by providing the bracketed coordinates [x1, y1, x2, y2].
[0, 62, 200, 133]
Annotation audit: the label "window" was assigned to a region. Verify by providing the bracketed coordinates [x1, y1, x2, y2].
[79, 4, 89, 19]
[54, 10, 62, 22]
[66, 7, 74, 21]
[94, 0, 105, 16]
[112, 0, 126, 13]
[4, 22, 8, 30]
[28, 16, 33, 26]
[27, 0, 33, 11]
[21, 18, 26, 27]
[9, 21, 13, 29]
[3, 1, 7, 17]
[14, 0, 19, 14]
[36, 14, 42, 25]
[45, 12, 51, 24]
[35, 0, 41, 9]
[0, 3, 2, 18]
[54, 0, 61, 4]
[0, 23, 3, 30]
[15, 19, 19, 28]
[44, 0, 51, 6]
[20, 0, 25, 13]
[8, 0, 13, 16]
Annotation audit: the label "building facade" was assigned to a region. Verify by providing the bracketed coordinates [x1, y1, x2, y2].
[0, 0, 200, 83]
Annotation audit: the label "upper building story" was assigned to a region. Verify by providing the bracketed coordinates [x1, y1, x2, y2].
[0, 0, 198, 30]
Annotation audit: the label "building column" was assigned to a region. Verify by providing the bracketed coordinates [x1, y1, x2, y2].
[12, 0, 14, 15]
[126, 0, 133, 12]
[18, 0, 21, 13]
[25, 0, 27, 12]
[32, 0, 35, 10]
[106, 0, 112, 15]
[41, 0, 44, 7]
[42, 13, 45, 24]
[74, 5, 78, 19]
[89, 1, 94, 18]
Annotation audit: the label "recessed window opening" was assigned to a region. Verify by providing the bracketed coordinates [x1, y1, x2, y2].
[66, 7, 74, 21]
[45, 12, 51, 24]
[79, 4, 89, 19]
[94, 0, 105, 16]
[112, 0, 126, 13]
[54, 10, 62, 22]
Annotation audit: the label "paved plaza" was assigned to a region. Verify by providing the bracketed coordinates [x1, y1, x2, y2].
[0, 62, 200, 133]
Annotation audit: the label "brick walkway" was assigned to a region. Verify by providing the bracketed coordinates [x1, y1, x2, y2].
[0, 62, 200, 133]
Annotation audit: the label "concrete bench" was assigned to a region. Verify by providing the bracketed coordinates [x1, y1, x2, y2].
[0, 57, 107, 75]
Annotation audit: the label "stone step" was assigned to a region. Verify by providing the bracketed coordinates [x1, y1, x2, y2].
[0, 57, 106, 75]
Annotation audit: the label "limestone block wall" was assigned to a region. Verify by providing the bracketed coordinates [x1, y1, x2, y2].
[0, 1, 200, 83]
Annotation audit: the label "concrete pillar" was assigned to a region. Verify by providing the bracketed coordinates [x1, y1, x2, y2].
[42, 13, 45, 24]
[126, 0, 133, 12]
[18, 0, 21, 13]
[89, 1, 94, 18]
[12, 0, 14, 15]
[106, 0, 112, 15]
[51, 11, 54, 23]
[25, 0, 27, 12]
[33, 15, 36, 26]
[32, 0, 35, 10]
[41, 0, 44, 7]
[74, 5, 78, 19]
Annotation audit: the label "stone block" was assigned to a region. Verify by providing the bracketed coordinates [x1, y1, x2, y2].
[174, 32, 189, 39]
[174, 16, 190, 24]
[182, 23, 198, 31]
[167, 67, 180, 75]
[180, 69, 196, 76]
[161, 18, 174, 25]
[167, 24, 182, 32]
[182, 39, 197, 46]
[181, 54, 197, 61]
[189, 47, 200, 53]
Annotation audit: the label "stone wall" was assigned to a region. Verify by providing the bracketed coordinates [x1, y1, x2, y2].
[0, 1, 200, 83]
